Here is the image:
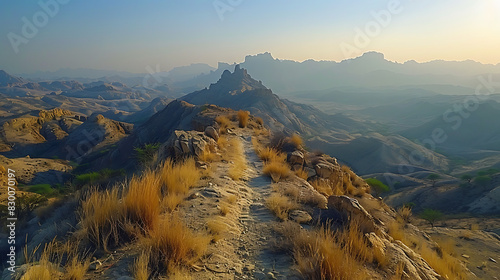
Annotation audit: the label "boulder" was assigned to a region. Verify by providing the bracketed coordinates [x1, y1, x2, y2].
[177, 134, 191, 154]
[190, 136, 206, 157]
[288, 150, 304, 165]
[204, 126, 219, 141]
[312, 207, 347, 228]
[314, 162, 337, 178]
[328, 195, 379, 234]
[289, 210, 312, 224]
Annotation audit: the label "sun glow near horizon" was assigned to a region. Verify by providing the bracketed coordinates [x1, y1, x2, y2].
[0, 0, 499, 73]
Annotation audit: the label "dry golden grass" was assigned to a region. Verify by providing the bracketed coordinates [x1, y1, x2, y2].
[143, 214, 210, 273]
[80, 188, 126, 251]
[388, 219, 468, 279]
[373, 243, 388, 268]
[237, 110, 250, 128]
[266, 193, 299, 220]
[263, 161, 290, 183]
[124, 170, 161, 232]
[294, 168, 309, 180]
[289, 134, 303, 148]
[22, 264, 54, 280]
[199, 146, 218, 162]
[133, 250, 150, 280]
[81, 158, 203, 249]
[397, 205, 412, 224]
[338, 220, 373, 263]
[258, 143, 290, 183]
[217, 135, 229, 150]
[161, 193, 185, 212]
[215, 115, 231, 133]
[226, 194, 238, 204]
[227, 138, 247, 180]
[258, 147, 286, 163]
[206, 216, 229, 242]
[471, 223, 480, 231]
[256, 117, 264, 126]
[219, 202, 231, 216]
[168, 267, 193, 280]
[22, 240, 58, 280]
[310, 179, 344, 197]
[420, 244, 468, 280]
[65, 256, 90, 280]
[160, 158, 200, 196]
[23, 239, 90, 280]
[388, 221, 407, 244]
[293, 226, 363, 280]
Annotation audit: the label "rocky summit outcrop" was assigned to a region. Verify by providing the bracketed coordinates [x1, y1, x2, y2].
[182, 66, 315, 133]
[163, 130, 216, 158]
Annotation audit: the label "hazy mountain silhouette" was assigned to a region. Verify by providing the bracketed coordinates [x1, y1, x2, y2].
[180, 52, 500, 95]
[0, 70, 25, 86]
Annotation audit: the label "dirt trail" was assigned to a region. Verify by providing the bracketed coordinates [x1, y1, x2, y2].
[236, 135, 296, 279]
[88, 133, 298, 279]
[185, 133, 298, 280]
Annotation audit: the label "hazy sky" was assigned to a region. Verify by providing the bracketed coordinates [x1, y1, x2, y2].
[1, 0, 499, 74]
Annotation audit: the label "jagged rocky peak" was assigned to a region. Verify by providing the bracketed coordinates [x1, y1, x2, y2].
[209, 65, 266, 94]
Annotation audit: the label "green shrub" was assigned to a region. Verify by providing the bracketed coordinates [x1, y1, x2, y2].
[427, 174, 441, 187]
[477, 168, 499, 176]
[420, 208, 443, 228]
[76, 172, 100, 184]
[474, 175, 492, 186]
[134, 143, 161, 165]
[28, 184, 54, 195]
[365, 178, 389, 196]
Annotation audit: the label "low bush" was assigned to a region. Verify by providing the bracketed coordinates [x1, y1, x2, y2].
[28, 184, 54, 195]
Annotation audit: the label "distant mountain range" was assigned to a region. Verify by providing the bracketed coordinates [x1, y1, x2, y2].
[12, 52, 500, 96]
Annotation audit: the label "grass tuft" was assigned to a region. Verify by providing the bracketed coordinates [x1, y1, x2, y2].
[266, 193, 299, 220]
[123, 169, 161, 232]
[133, 250, 150, 280]
[160, 158, 201, 197]
[289, 133, 303, 148]
[142, 214, 210, 274]
[237, 110, 250, 128]
[80, 188, 126, 251]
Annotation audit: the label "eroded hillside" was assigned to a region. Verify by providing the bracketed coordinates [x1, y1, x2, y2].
[2, 106, 489, 280]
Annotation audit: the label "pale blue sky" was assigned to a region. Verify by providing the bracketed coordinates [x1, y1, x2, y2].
[1, 0, 499, 73]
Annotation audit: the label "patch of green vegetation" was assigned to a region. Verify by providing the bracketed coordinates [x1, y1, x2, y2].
[474, 175, 492, 186]
[365, 178, 390, 196]
[134, 143, 161, 165]
[477, 168, 499, 176]
[76, 172, 100, 184]
[427, 173, 441, 187]
[75, 168, 125, 185]
[28, 184, 54, 195]
[403, 202, 416, 209]
[420, 208, 443, 228]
